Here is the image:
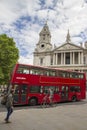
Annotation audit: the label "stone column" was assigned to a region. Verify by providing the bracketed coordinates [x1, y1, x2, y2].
[62, 53, 63, 64]
[57, 53, 58, 65]
[55, 53, 56, 65]
[64, 52, 65, 65]
[73, 52, 74, 64]
[81, 52, 83, 64]
[78, 52, 80, 64]
[56, 53, 57, 65]
[61, 53, 63, 65]
[70, 52, 72, 64]
[53, 54, 55, 65]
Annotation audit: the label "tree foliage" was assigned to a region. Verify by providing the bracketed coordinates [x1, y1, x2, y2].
[0, 34, 19, 85]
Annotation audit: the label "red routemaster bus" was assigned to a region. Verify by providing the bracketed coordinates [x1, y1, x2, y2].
[10, 63, 86, 105]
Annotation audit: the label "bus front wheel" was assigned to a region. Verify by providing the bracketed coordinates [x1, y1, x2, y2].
[29, 98, 37, 106]
[72, 96, 77, 102]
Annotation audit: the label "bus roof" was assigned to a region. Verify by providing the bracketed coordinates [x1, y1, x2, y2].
[16, 63, 85, 74]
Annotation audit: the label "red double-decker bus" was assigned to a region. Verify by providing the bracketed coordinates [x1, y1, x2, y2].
[10, 63, 86, 105]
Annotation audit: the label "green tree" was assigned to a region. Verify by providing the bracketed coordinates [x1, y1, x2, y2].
[0, 67, 4, 79]
[0, 34, 19, 85]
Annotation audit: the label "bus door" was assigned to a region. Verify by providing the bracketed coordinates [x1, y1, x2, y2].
[13, 84, 28, 105]
[20, 84, 28, 104]
[13, 84, 20, 104]
[61, 86, 69, 101]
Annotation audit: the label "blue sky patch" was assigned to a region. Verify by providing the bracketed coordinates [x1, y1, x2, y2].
[13, 16, 32, 31]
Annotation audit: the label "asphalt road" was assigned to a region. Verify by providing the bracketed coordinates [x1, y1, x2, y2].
[0, 94, 87, 130]
[0, 96, 87, 112]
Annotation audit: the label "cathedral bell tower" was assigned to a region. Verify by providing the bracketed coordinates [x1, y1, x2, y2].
[65, 29, 71, 43]
[34, 22, 52, 52]
[33, 22, 53, 66]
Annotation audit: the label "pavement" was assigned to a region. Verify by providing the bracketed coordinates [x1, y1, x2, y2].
[0, 97, 87, 130]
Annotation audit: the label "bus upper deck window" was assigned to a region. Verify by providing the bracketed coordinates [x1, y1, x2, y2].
[17, 67, 23, 73]
[58, 71, 63, 77]
[49, 71, 56, 76]
[44, 71, 49, 76]
[66, 72, 70, 78]
[30, 69, 34, 74]
[73, 73, 78, 78]
[37, 70, 44, 75]
[70, 73, 77, 78]
[79, 74, 84, 79]
[23, 69, 29, 74]
[62, 72, 66, 77]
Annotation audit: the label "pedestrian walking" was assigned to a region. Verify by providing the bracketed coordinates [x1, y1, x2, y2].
[4, 90, 14, 123]
[42, 92, 48, 107]
[48, 88, 54, 106]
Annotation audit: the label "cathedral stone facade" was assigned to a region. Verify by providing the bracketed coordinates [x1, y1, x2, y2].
[33, 23, 87, 80]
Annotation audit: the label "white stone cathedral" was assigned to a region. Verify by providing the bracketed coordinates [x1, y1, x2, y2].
[33, 23, 87, 80]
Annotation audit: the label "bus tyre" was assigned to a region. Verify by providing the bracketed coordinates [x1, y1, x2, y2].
[29, 98, 37, 106]
[72, 96, 77, 102]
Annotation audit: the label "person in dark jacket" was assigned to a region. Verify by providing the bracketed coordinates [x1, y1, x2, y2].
[4, 91, 14, 123]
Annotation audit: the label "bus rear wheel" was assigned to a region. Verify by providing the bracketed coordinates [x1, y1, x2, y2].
[72, 96, 77, 102]
[29, 98, 37, 106]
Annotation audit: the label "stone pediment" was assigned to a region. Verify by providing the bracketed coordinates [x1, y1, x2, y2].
[54, 43, 83, 51]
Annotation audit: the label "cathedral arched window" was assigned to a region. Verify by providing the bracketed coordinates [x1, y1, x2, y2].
[43, 34, 45, 40]
[40, 58, 43, 65]
[50, 56, 53, 65]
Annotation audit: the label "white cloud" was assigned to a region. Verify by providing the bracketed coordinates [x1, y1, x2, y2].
[0, 0, 87, 65]
[18, 55, 33, 64]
